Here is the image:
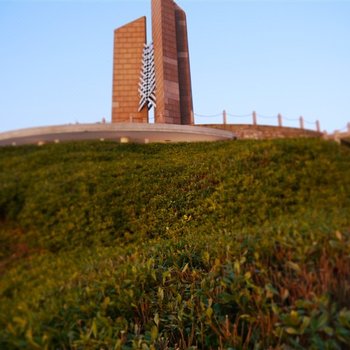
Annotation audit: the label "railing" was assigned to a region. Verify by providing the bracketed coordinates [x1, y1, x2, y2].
[194, 110, 322, 132]
[329, 123, 350, 142]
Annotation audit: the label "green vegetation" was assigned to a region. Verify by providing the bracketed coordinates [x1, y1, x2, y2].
[0, 139, 350, 349]
[341, 138, 350, 148]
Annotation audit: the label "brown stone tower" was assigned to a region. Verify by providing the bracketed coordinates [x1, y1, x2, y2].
[174, 4, 194, 125]
[152, 0, 193, 125]
[112, 17, 148, 123]
[112, 0, 193, 125]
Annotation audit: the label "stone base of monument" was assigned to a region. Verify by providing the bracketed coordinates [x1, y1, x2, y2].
[0, 123, 235, 147]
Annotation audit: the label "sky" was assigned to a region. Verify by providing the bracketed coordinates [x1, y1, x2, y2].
[0, 0, 349, 133]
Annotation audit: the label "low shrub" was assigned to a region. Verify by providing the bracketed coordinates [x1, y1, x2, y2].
[0, 139, 350, 348]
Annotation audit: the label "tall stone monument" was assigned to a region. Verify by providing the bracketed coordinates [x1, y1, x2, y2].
[112, 0, 194, 125]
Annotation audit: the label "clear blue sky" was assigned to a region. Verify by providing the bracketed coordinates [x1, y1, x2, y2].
[0, 0, 349, 133]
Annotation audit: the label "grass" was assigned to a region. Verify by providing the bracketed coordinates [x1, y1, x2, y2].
[0, 139, 350, 349]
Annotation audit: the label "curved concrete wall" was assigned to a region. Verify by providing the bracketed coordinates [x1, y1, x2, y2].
[0, 123, 235, 146]
[198, 124, 323, 140]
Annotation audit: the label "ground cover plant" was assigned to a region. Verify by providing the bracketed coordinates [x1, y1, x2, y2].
[341, 138, 350, 148]
[0, 138, 350, 349]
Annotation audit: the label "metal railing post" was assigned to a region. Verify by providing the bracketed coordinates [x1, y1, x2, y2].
[223, 110, 227, 125]
[252, 111, 257, 126]
[316, 120, 321, 132]
[278, 113, 282, 127]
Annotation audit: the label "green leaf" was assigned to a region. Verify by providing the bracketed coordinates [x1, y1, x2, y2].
[154, 313, 160, 327]
[158, 287, 164, 301]
[182, 263, 189, 273]
[338, 309, 350, 328]
[234, 260, 241, 274]
[285, 327, 299, 335]
[323, 326, 334, 336]
[300, 316, 311, 333]
[91, 319, 97, 338]
[286, 261, 301, 274]
[317, 313, 329, 330]
[206, 307, 213, 319]
[151, 326, 158, 341]
[244, 271, 251, 280]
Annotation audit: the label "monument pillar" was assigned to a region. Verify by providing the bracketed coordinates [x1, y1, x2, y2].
[112, 0, 194, 125]
[175, 5, 194, 125]
[152, 0, 181, 124]
[112, 17, 148, 123]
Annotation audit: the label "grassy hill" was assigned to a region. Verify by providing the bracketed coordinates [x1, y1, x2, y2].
[0, 139, 350, 349]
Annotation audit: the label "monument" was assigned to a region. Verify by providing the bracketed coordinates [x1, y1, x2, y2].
[0, 0, 236, 146]
[112, 0, 194, 125]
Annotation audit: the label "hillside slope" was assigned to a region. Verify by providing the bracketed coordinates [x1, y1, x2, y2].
[0, 139, 350, 349]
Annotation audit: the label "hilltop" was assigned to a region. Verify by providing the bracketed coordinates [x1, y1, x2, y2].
[1, 139, 350, 349]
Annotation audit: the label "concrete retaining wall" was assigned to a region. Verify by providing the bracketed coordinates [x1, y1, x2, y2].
[199, 124, 323, 140]
[0, 123, 235, 146]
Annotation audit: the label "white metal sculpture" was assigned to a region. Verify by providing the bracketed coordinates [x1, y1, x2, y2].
[139, 43, 156, 111]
